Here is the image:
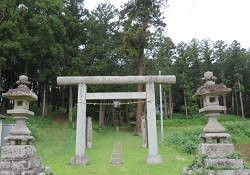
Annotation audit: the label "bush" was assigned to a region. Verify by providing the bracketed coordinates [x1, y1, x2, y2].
[166, 127, 203, 154]
[167, 120, 250, 154]
[222, 121, 250, 144]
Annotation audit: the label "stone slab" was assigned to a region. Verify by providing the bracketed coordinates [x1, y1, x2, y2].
[205, 159, 244, 169]
[110, 142, 124, 165]
[1, 145, 36, 159]
[182, 169, 250, 175]
[0, 166, 45, 175]
[146, 155, 162, 164]
[0, 170, 16, 175]
[206, 170, 250, 175]
[110, 159, 124, 164]
[199, 143, 234, 158]
[111, 154, 123, 158]
[0, 157, 41, 170]
[71, 155, 88, 165]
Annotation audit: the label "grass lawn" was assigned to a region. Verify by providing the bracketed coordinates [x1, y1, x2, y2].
[35, 115, 194, 175]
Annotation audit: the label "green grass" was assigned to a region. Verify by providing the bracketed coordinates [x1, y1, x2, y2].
[4, 108, 248, 175]
[35, 118, 194, 175]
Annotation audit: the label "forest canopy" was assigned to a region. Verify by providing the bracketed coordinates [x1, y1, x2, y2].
[0, 0, 249, 121]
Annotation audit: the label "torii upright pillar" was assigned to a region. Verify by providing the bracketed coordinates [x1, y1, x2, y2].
[71, 83, 88, 165]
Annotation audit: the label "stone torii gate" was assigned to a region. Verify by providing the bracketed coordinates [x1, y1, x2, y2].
[57, 75, 176, 165]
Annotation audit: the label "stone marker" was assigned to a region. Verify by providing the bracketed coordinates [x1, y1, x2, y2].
[182, 71, 250, 175]
[87, 116, 92, 148]
[141, 116, 147, 148]
[0, 75, 53, 175]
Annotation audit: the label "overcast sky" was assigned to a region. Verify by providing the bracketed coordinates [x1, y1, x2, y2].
[84, 0, 250, 49]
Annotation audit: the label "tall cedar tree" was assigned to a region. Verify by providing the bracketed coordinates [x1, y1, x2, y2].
[63, 0, 87, 122]
[120, 0, 167, 134]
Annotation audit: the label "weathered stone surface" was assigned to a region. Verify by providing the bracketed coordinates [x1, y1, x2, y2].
[0, 161, 11, 169]
[205, 159, 244, 169]
[199, 143, 234, 157]
[87, 117, 92, 148]
[146, 155, 162, 164]
[0, 157, 41, 170]
[141, 116, 147, 148]
[1, 145, 36, 159]
[182, 169, 250, 175]
[71, 155, 88, 165]
[206, 170, 250, 175]
[200, 133, 230, 143]
[0, 170, 16, 175]
[110, 142, 124, 165]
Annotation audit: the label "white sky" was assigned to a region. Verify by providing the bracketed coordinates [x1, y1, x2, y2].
[84, 0, 250, 49]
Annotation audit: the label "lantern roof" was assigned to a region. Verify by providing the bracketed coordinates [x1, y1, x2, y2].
[193, 71, 231, 98]
[193, 84, 231, 97]
[3, 75, 38, 101]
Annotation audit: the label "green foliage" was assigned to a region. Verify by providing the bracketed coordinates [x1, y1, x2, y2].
[187, 154, 208, 170]
[166, 127, 202, 154]
[158, 113, 207, 127]
[222, 121, 250, 144]
[226, 152, 244, 159]
[167, 119, 250, 154]
[29, 115, 51, 140]
[3, 114, 52, 141]
[2, 115, 15, 124]
[72, 105, 77, 122]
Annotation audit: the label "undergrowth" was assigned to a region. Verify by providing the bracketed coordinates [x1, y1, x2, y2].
[2, 105, 59, 141]
[166, 117, 250, 154]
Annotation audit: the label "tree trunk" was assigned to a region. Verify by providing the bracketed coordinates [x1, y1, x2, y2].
[183, 89, 188, 120]
[235, 92, 239, 116]
[52, 86, 56, 111]
[169, 89, 173, 120]
[163, 90, 168, 120]
[24, 60, 28, 76]
[68, 86, 73, 123]
[99, 100, 105, 126]
[238, 81, 245, 119]
[135, 51, 144, 135]
[37, 82, 41, 107]
[125, 104, 128, 123]
[57, 87, 60, 110]
[42, 83, 47, 117]
[223, 95, 227, 115]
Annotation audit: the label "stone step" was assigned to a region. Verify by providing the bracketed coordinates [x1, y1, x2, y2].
[109, 142, 124, 164]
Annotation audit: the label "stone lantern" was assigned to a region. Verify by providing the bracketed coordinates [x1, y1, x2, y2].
[113, 100, 121, 132]
[193, 71, 232, 144]
[0, 75, 53, 175]
[182, 71, 250, 174]
[3, 75, 37, 145]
